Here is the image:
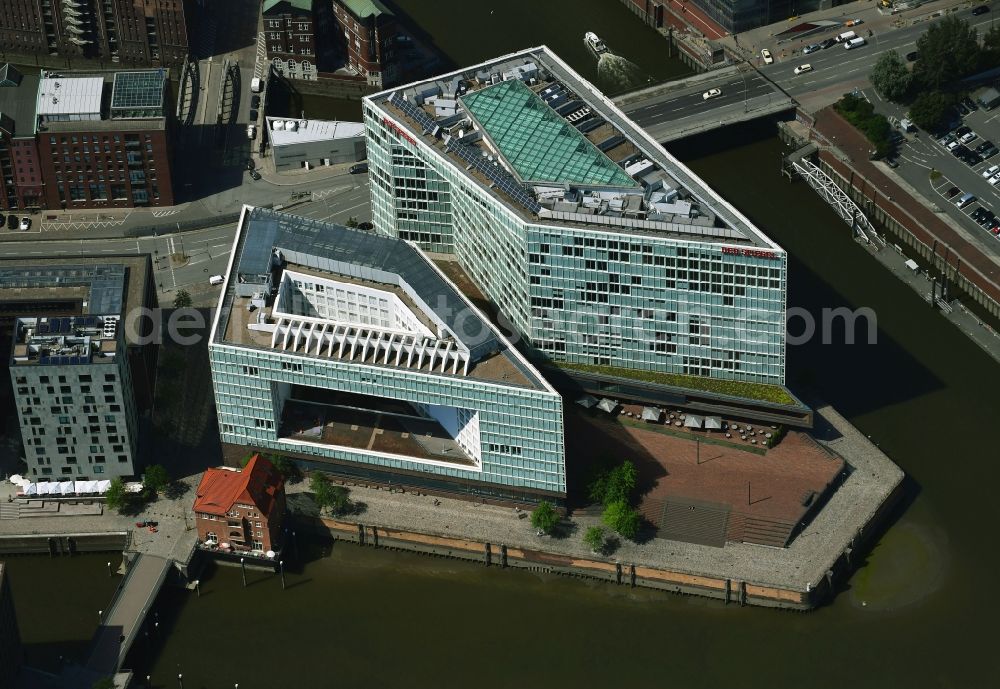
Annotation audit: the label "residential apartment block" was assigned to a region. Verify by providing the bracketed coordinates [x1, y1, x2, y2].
[263, 0, 318, 82]
[0, 65, 43, 211]
[331, 0, 400, 87]
[0, 0, 192, 67]
[2, 256, 157, 482]
[35, 69, 175, 208]
[362, 47, 787, 393]
[209, 207, 566, 502]
[10, 314, 141, 481]
[194, 455, 287, 554]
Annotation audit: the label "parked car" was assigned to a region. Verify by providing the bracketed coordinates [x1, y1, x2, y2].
[246, 158, 255, 171]
[963, 96, 978, 111]
[358, 221, 374, 231]
[793, 64, 813, 75]
[906, 51, 918, 62]
[702, 87, 722, 100]
[983, 146, 1000, 160]
[990, 173, 1000, 186]
[803, 43, 821, 54]
[349, 162, 369, 174]
[946, 186, 960, 198]
[957, 101, 970, 116]
[885, 157, 899, 168]
[761, 48, 773, 64]
[250, 95, 261, 109]
[249, 109, 258, 121]
[6, 214, 16, 230]
[947, 139, 962, 151]
[18, 217, 30, 230]
[956, 192, 977, 208]
[821, 38, 837, 49]
[982, 164, 999, 179]
[956, 125, 972, 137]
[972, 5, 990, 16]
[939, 133, 956, 147]
[959, 130, 978, 145]
[249, 169, 261, 181]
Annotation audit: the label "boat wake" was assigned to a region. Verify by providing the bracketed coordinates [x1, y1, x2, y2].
[596, 52, 644, 89]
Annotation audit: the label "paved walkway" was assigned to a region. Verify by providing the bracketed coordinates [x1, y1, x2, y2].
[85, 553, 171, 675]
[291, 402, 902, 593]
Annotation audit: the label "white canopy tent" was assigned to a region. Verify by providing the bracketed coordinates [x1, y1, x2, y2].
[597, 398, 618, 414]
[705, 416, 723, 430]
[641, 407, 662, 422]
[576, 395, 599, 409]
[58, 481, 74, 495]
[684, 414, 705, 429]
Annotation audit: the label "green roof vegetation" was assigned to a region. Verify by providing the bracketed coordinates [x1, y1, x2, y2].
[263, 0, 313, 14]
[340, 0, 393, 18]
[462, 79, 637, 188]
[552, 361, 797, 406]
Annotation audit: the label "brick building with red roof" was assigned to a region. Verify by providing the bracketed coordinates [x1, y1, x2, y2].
[194, 455, 287, 554]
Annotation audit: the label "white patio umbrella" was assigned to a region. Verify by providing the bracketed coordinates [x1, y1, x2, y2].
[596, 398, 618, 414]
[641, 406, 662, 422]
[575, 395, 599, 409]
[705, 416, 723, 430]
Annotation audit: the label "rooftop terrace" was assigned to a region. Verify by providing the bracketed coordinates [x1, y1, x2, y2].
[10, 315, 120, 367]
[368, 47, 780, 249]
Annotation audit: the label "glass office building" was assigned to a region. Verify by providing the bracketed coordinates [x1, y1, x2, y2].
[363, 47, 787, 388]
[209, 207, 566, 501]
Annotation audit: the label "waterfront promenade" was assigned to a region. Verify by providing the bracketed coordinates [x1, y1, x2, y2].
[290, 402, 902, 607]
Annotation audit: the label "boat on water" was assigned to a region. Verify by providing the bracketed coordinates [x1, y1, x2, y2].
[584, 31, 608, 55]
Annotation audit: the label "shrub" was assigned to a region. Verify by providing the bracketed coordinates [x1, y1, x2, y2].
[602, 500, 641, 541]
[584, 526, 606, 553]
[530, 501, 560, 535]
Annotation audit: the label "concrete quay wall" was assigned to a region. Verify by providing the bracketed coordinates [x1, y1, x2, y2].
[301, 516, 811, 609]
[0, 532, 130, 556]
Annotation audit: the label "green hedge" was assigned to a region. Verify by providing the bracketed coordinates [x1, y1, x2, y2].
[554, 362, 796, 405]
[834, 94, 893, 159]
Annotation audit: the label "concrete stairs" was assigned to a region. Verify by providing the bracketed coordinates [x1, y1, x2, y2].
[651, 497, 731, 548]
[726, 513, 795, 548]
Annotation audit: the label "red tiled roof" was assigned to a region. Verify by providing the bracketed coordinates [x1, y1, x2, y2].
[193, 455, 284, 517]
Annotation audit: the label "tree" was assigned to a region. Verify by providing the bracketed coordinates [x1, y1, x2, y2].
[310, 472, 350, 515]
[530, 500, 560, 535]
[105, 477, 127, 513]
[602, 500, 641, 541]
[587, 460, 638, 506]
[584, 526, 606, 553]
[913, 16, 983, 90]
[869, 50, 911, 102]
[142, 464, 169, 496]
[982, 25, 1000, 69]
[346, 216, 360, 228]
[271, 455, 303, 483]
[172, 290, 192, 308]
[909, 91, 953, 132]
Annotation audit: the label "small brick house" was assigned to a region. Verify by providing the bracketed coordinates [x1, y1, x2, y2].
[194, 455, 286, 554]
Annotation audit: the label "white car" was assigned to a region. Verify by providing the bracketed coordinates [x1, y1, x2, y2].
[18, 217, 30, 231]
[959, 131, 978, 145]
[990, 173, 1000, 186]
[761, 49, 773, 65]
[982, 165, 999, 179]
[702, 88, 722, 100]
[793, 64, 813, 75]
[947, 140, 961, 151]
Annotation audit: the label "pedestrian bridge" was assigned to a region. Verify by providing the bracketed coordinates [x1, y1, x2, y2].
[85, 553, 172, 675]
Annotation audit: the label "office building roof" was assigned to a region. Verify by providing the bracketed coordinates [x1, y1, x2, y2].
[0, 66, 40, 138]
[265, 117, 365, 147]
[36, 76, 104, 117]
[214, 207, 551, 391]
[263, 0, 313, 13]
[340, 0, 393, 18]
[111, 70, 166, 111]
[367, 46, 783, 250]
[463, 79, 637, 188]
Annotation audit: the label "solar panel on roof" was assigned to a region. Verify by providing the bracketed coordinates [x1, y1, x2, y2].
[111, 70, 166, 110]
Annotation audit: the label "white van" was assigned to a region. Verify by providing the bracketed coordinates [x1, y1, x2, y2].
[209, 274, 224, 286]
[251, 77, 263, 94]
[246, 124, 257, 140]
[837, 30, 857, 43]
[844, 37, 866, 50]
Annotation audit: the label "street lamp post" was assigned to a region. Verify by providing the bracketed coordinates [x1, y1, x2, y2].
[177, 673, 184, 689]
[279, 560, 285, 590]
[240, 557, 247, 587]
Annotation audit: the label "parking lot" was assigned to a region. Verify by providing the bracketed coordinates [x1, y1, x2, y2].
[879, 91, 1000, 258]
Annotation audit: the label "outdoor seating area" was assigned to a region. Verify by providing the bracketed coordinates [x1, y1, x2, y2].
[579, 397, 783, 449]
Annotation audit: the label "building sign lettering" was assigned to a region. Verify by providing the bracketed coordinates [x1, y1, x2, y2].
[722, 247, 779, 260]
[383, 117, 415, 145]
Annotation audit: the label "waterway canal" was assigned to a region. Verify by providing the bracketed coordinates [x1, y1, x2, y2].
[4, 553, 122, 674]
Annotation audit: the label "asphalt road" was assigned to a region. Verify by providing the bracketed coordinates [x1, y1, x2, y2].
[623, 6, 1000, 130]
